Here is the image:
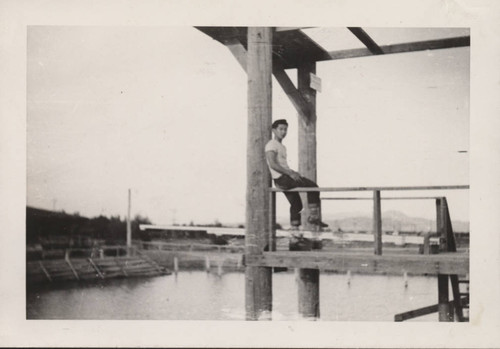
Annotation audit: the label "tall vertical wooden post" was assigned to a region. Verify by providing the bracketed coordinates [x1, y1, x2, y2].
[373, 190, 382, 255]
[297, 62, 320, 319]
[436, 197, 452, 321]
[127, 188, 132, 255]
[245, 26, 273, 320]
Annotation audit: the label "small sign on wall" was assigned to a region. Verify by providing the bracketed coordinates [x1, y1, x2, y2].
[310, 73, 322, 92]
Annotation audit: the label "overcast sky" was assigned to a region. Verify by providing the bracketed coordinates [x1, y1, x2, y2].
[27, 26, 470, 225]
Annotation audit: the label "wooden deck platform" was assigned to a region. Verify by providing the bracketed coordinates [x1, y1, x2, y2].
[245, 250, 468, 275]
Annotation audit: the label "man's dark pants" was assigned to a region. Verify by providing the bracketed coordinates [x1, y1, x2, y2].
[274, 174, 320, 226]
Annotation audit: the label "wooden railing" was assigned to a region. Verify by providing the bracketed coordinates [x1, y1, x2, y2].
[137, 241, 245, 253]
[270, 184, 470, 322]
[269, 185, 469, 255]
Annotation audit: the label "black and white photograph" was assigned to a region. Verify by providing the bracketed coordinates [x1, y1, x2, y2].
[2, 0, 500, 347]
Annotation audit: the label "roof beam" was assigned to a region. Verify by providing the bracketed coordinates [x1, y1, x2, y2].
[347, 27, 384, 55]
[216, 35, 313, 123]
[324, 36, 470, 61]
[225, 37, 248, 72]
[275, 27, 313, 32]
[272, 59, 313, 123]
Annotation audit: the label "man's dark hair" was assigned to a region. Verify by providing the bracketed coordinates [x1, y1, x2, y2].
[272, 119, 288, 129]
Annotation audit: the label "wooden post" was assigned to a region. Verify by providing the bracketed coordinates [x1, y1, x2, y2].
[298, 267, 320, 318]
[436, 196, 452, 320]
[217, 260, 223, 276]
[296, 61, 320, 319]
[423, 233, 431, 255]
[441, 197, 464, 321]
[438, 275, 453, 321]
[373, 190, 382, 255]
[269, 191, 277, 251]
[205, 256, 210, 273]
[245, 26, 273, 321]
[436, 197, 446, 251]
[127, 188, 132, 255]
[298, 62, 317, 232]
[174, 256, 179, 274]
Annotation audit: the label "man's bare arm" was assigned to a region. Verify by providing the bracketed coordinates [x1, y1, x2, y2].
[266, 151, 302, 181]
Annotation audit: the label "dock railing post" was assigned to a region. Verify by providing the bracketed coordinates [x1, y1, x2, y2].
[373, 190, 382, 255]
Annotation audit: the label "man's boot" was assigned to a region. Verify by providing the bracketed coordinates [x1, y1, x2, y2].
[307, 203, 329, 230]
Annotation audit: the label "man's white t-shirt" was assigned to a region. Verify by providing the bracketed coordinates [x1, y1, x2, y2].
[265, 139, 291, 179]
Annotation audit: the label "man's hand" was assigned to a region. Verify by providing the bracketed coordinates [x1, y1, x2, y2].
[288, 171, 302, 182]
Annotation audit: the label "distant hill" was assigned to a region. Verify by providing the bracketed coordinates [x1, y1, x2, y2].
[278, 210, 469, 233]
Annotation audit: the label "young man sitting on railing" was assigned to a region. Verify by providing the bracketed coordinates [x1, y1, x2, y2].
[265, 119, 329, 233]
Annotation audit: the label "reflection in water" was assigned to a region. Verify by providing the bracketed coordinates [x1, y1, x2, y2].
[27, 271, 438, 321]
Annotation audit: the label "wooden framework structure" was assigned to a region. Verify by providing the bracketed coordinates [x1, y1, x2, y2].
[196, 27, 470, 321]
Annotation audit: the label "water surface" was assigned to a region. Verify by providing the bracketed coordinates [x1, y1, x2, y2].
[27, 271, 439, 321]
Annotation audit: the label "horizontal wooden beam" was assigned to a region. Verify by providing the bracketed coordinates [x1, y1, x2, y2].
[245, 251, 469, 275]
[270, 185, 470, 192]
[324, 36, 470, 61]
[348, 27, 384, 55]
[275, 27, 313, 32]
[322, 196, 444, 200]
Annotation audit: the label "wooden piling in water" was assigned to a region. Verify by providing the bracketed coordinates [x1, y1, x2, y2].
[217, 259, 223, 276]
[245, 26, 273, 321]
[373, 190, 382, 255]
[205, 256, 210, 272]
[438, 275, 453, 321]
[295, 61, 321, 319]
[174, 256, 179, 274]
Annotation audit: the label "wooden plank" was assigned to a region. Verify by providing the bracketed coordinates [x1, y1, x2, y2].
[394, 296, 469, 321]
[322, 196, 441, 200]
[271, 185, 469, 192]
[395, 303, 438, 321]
[373, 190, 382, 255]
[348, 27, 384, 55]
[245, 26, 273, 321]
[272, 30, 331, 69]
[65, 258, 80, 280]
[87, 258, 105, 279]
[38, 261, 52, 282]
[324, 36, 470, 61]
[196, 27, 468, 66]
[245, 251, 469, 275]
